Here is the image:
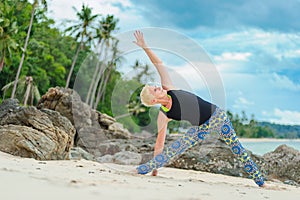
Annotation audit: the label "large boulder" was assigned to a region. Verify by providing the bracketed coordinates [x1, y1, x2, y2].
[0, 99, 75, 160]
[166, 135, 266, 179]
[37, 87, 93, 129]
[37, 87, 132, 157]
[263, 144, 300, 184]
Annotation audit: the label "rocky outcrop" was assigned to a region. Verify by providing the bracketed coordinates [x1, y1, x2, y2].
[166, 135, 266, 179]
[1, 88, 299, 186]
[263, 145, 300, 184]
[0, 99, 75, 160]
[37, 87, 132, 144]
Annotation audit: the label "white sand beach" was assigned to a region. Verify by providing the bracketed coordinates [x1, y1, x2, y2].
[0, 151, 299, 200]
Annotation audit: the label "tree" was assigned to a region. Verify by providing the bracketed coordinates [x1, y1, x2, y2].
[93, 39, 119, 109]
[64, 4, 99, 89]
[0, 0, 18, 72]
[2, 76, 40, 106]
[88, 15, 119, 109]
[11, 0, 47, 99]
[132, 60, 155, 83]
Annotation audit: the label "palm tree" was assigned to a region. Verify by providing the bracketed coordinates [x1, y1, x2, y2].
[88, 15, 119, 108]
[2, 76, 40, 106]
[93, 39, 120, 109]
[115, 100, 146, 120]
[11, 0, 47, 99]
[0, 1, 18, 72]
[64, 4, 99, 89]
[132, 60, 155, 83]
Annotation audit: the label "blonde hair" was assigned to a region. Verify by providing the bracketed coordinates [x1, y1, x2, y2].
[140, 85, 155, 107]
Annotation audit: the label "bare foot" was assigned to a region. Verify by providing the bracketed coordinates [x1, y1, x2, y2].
[151, 169, 158, 176]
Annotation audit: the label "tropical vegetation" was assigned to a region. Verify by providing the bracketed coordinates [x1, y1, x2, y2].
[0, 0, 297, 138]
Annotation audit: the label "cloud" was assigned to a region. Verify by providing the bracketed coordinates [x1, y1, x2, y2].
[267, 108, 300, 125]
[130, 0, 300, 32]
[45, 0, 300, 125]
[214, 52, 252, 62]
[233, 96, 254, 109]
[271, 73, 300, 91]
[198, 29, 300, 76]
[47, 0, 148, 31]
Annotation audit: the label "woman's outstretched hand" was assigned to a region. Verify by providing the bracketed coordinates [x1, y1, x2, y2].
[133, 30, 147, 48]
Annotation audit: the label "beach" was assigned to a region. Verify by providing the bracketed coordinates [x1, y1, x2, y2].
[1, 151, 299, 200]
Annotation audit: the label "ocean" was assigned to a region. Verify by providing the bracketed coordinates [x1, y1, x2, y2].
[240, 139, 300, 155]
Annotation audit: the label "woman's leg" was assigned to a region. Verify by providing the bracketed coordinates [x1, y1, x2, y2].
[209, 108, 265, 187]
[137, 121, 210, 174]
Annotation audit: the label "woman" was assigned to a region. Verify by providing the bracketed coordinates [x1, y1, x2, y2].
[133, 30, 266, 187]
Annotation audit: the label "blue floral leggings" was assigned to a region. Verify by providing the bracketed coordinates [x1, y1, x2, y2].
[137, 107, 265, 187]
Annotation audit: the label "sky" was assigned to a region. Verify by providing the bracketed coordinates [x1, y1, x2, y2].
[47, 0, 300, 125]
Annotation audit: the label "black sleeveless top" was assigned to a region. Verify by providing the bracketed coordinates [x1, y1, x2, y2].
[160, 90, 216, 126]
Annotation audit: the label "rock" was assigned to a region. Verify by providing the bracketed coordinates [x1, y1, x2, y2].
[96, 154, 114, 163]
[123, 144, 139, 152]
[76, 126, 109, 157]
[99, 113, 116, 127]
[263, 144, 300, 184]
[141, 152, 154, 164]
[96, 151, 142, 165]
[108, 122, 132, 139]
[37, 87, 92, 130]
[0, 99, 20, 119]
[113, 151, 142, 165]
[38, 87, 132, 143]
[5, 88, 300, 186]
[0, 125, 57, 159]
[167, 135, 266, 179]
[69, 147, 94, 160]
[98, 142, 121, 157]
[284, 180, 299, 186]
[0, 99, 75, 160]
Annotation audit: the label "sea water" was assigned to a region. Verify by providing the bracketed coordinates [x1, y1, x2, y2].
[240, 139, 300, 155]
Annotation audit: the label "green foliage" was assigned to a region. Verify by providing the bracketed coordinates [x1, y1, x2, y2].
[1, 76, 40, 105]
[226, 110, 275, 138]
[97, 69, 122, 116]
[0, 0, 19, 71]
[258, 122, 300, 139]
[0, 0, 89, 98]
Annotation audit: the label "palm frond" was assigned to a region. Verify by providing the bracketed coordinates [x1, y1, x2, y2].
[1, 80, 16, 91]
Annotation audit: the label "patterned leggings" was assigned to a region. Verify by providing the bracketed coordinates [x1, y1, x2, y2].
[137, 107, 265, 187]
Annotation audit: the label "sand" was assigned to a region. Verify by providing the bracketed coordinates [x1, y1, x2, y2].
[0, 151, 299, 200]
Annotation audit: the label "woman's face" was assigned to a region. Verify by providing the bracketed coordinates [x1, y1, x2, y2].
[148, 85, 166, 99]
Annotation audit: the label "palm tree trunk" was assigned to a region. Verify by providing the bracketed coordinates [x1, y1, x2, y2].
[30, 90, 34, 105]
[94, 40, 118, 109]
[99, 64, 112, 105]
[89, 62, 105, 107]
[93, 71, 105, 110]
[11, 3, 36, 99]
[65, 42, 82, 88]
[85, 40, 104, 104]
[0, 54, 4, 72]
[23, 76, 32, 106]
[94, 62, 113, 109]
[89, 43, 108, 107]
